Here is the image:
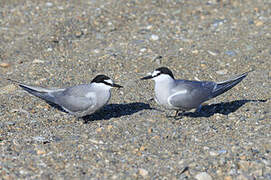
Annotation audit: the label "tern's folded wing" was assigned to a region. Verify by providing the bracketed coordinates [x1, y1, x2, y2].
[55, 94, 96, 113]
[168, 81, 215, 109]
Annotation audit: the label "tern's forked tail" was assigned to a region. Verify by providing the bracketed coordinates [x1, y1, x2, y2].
[211, 70, 253, 99]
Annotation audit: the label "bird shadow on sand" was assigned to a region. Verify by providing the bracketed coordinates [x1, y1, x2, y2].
[82, 102, 153, 123]
[182, 99, 267, 118]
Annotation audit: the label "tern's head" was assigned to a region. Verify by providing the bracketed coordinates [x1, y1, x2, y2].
[91, 75, 123, 89]
[141, 67, 175, 82]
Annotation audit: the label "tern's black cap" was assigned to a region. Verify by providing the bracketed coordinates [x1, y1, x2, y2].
[155, 67, 174, 79]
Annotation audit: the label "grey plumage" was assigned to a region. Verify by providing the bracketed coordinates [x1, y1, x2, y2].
[8, 75, 122, 117]
[141, 67, 252, 117]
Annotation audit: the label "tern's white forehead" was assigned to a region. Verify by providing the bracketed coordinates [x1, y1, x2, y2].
[152, 70, 160, 77]
[104, 79, 113, 85]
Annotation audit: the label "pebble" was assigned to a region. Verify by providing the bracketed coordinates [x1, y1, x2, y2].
[75, 31, 82, 38]
[207, 50, 218, 56]
[192, 50, 199, 54]
[0, 62, 10, 68]
[225, 50, 236, 56]
[138, 168, 148, 177]
[209, 151, 219, 156]
[33, 59, 45, 64]
[33, 136, 46, 142]
[255, 21, 263, 26]
[88, 139, 104, 144]
[150, 34, 159, 41]
[200, 64, 207, 69]
[195, 172, 212, 180]
[140, 48, 147, 52]
[216, 69, 228, 75]
[46, 2, 53, 7]
[36, 149, 46, 155]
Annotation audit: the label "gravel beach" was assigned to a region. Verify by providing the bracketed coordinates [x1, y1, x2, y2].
[0, 0, 270, 179]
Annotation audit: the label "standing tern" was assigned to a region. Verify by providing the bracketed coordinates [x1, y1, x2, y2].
[141, 67, 252, 118]
[8, 75, 122, 117]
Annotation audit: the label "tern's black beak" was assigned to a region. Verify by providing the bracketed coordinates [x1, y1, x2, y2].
[140, 75, 153, 80]
[112, 83, 123, 88]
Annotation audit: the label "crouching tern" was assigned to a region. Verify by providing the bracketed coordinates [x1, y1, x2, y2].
[8, 75, 122, 117]
[141, 67, 252, 118]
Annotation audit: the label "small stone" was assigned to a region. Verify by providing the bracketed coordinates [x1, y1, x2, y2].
[138, 168, 148, 177]
[146, 25, 152, 29]
[75, 31, 82, 37]
[88, 139, 104, 144]
[46, 2, 53, 7]
[33, 136, 46, 142]
[192, 50, 199, 54]
[96, 127, 102, 133]
[6, 121, 16, 125]
[0, 62, 10, 68]
[240, 155, 246, 160]
[225, 50, 236, 56]
[200, 64, 207, 69]
[93, 49, 100, 53]
[107, 125, 113, 131]
[255, 21, 263, 26]
[150, 34, 159, 41]
[47, 48, 53, 51]
[218, 149, 227, 154]
[195, 172, 212, 180]
[33, 59, 45, 64]
[139, 146, 145, 151]
[216, 69, 228, 75]
[140, 48, 147, 52]
[37, 149, 46, 155]
[210, 151, 219, 156]
[208, 50, 218, 56]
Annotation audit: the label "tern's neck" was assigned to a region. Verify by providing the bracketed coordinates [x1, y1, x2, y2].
[92, 83, 112, 91]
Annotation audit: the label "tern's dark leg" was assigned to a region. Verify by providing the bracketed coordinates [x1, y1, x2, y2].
[174, 110, 186, 120]
[174, 110, 179, 118]
[195, 104, 202, 113]
[165, 110, 184, 119]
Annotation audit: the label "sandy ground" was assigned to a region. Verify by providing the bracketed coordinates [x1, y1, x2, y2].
[0, 0, 270, 179]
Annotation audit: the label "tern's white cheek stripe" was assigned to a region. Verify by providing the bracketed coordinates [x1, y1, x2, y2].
[152, 70, 160, 77]
[104, 79, 113, 85]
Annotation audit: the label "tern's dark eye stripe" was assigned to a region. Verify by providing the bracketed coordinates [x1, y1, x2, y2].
[153, 73, 161, 77]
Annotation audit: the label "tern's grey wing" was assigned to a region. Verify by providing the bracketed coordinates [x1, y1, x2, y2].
[168, 80, 216, 109]
[53, 84, 97, 113]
